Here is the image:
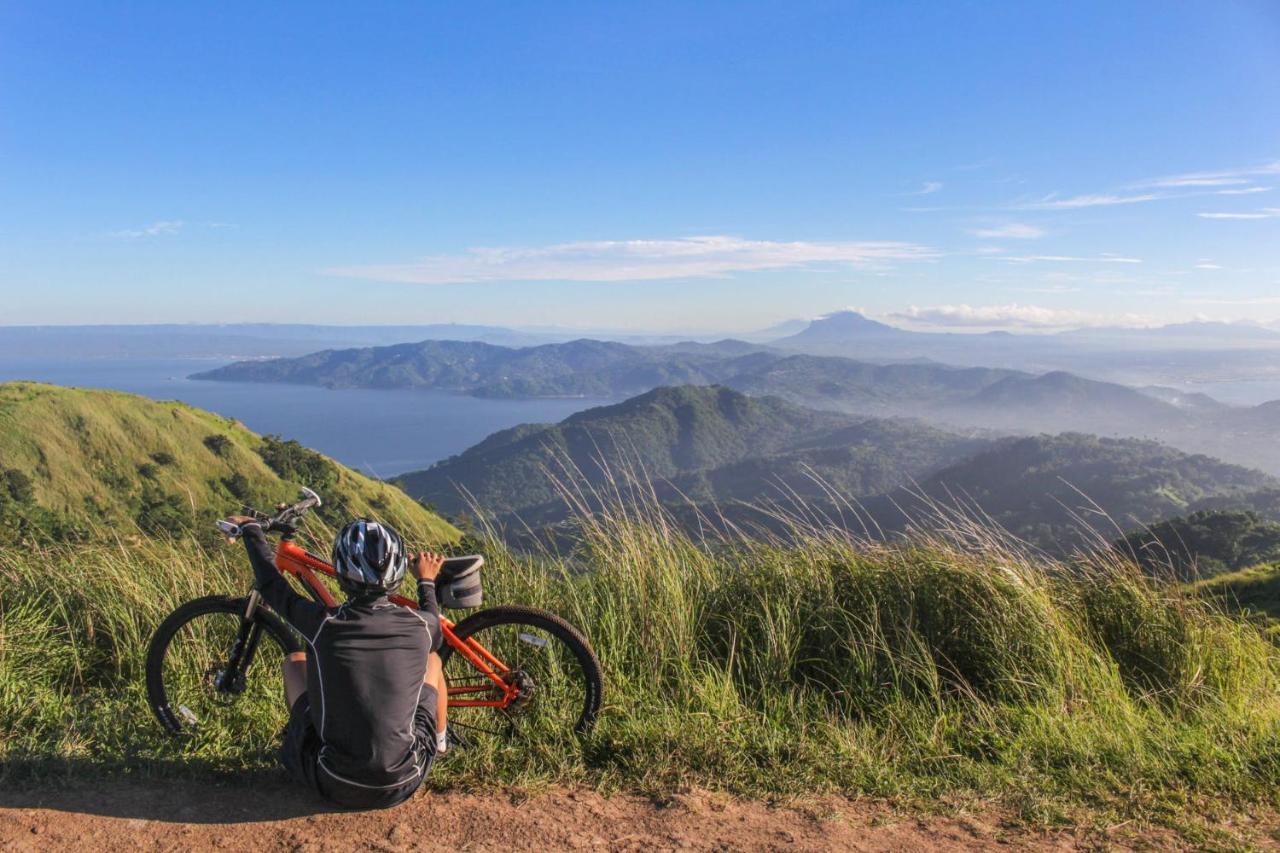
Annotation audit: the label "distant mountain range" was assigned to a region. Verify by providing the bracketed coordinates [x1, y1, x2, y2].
[394, 385, 1280, 552]
[194, 334, 1280, 475]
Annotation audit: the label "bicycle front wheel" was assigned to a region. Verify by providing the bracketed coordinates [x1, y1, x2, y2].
[439, 605, 603, 740]
[145, 595, 300, 739]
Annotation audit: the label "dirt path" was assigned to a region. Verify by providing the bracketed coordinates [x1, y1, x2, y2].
[0, 779, 1259, 851]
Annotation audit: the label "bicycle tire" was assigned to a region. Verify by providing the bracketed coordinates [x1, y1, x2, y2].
[438, 604, 603, 736]
[146, 594, 301, 736]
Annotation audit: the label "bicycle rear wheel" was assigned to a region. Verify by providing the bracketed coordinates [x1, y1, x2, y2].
[146, 595, 300, 738]
[438, 605, 603, 740]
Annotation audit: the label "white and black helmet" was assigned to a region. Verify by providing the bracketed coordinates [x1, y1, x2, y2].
[332, 519, 407, 595]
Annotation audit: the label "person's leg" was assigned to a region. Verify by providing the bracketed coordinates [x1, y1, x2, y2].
[283, 651, 308, 708]
[426, 652, 447, 736]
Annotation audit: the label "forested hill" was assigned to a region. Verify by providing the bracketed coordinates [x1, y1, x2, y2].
[394, 383, 1280, 554]
[192, 338, 761, 398]
[1114, 510, 1280, 579]
[862, 433, 1279, 551]
[0, 382, 457, 545]
[395, 384, 989, 522]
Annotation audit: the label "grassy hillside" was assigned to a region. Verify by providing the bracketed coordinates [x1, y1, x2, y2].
[1192, 562, 1280, 635]
[4, 496, 1280, 832]
[0, 382, 456, 544]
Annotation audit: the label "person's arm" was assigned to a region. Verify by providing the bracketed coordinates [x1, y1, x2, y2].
[227, 516, 328, 639]
[410, 552, 445, 652]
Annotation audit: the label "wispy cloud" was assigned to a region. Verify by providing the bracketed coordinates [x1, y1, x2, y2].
[968, 223, 1044, 239]
[1014, 160, 1280, 212]
[1018, 193, 1161, 210]
[1214, 186, 1271, 196]
[912, 181, 943, 195]
[112, 220, 184, 239]
[1140, 160, 1280, 189]
[324, 236, 940, 284]
[997, 253, 1142, 264]
[1197, 208, 1280, 220]
[1194, 262, 1223, 270]
[890, 303, 1146, 329]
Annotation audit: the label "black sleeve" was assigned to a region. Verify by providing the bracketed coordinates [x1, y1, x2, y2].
[241, 523, 328, 639]
[416, 580, 443, 653]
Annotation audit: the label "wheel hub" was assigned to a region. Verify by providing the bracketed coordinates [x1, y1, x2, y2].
[209, 665, 247, 701]
[502, 669, 536, 708]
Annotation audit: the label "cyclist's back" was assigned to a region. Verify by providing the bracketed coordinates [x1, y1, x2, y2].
[235, 518, 445, 809]
[305, 599, 436, 794]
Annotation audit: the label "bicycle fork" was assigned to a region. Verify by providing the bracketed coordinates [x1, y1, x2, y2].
[214, 591, 266, 695]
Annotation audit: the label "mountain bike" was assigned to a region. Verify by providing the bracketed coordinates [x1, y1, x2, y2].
[145, 488, 603, 744]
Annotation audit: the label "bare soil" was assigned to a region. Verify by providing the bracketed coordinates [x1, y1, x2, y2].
[0, 779, 1273, 851]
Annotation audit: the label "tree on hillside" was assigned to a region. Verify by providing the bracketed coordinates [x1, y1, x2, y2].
[1115, 510, 1280, 579]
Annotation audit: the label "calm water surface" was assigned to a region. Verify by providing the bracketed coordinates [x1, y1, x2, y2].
[0, 358, 605, 477]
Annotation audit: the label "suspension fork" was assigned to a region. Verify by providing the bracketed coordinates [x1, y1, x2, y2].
[217, 591, 265, 693]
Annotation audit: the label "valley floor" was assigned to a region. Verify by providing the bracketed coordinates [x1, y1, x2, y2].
[1, 780, 1275, 852]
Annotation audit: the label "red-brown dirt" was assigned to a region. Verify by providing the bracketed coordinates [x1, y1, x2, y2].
[0, 779, 1273, 851]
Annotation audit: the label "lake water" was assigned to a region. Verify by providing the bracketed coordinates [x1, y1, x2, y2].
[0, 358, 606, 477]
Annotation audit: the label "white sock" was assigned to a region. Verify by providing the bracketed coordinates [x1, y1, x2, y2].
[435, 728, 449, 754]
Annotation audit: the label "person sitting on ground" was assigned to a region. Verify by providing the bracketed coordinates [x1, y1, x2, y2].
[224, 514, 448, 809]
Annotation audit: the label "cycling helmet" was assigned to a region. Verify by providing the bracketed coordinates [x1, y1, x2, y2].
[332, 519, 407, 596]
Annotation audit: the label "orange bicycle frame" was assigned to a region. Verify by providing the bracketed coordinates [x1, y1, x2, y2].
[272, 540, 518, 708]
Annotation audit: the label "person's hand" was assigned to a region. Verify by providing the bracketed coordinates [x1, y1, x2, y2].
[221, 514, 257, 543]
[410, 551, 445, 582]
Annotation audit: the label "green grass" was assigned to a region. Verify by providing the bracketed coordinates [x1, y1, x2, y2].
[1191, 562, 1280, 641]
[4, 496, 1280, 829]
[0, 381, 457, 543]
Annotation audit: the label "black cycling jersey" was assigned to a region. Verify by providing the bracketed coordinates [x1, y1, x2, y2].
[240, 524, 442, 794]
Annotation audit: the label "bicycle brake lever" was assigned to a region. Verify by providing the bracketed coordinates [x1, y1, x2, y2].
[216, 519, 242, 537]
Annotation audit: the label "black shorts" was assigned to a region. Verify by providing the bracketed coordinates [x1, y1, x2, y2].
[280, 689, 437, 810]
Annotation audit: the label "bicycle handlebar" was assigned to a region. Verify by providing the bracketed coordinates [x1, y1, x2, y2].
[217, 487, 323, 538]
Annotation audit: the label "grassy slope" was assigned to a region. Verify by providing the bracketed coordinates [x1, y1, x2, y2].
[1192, 562, 1280, 639]
[4, 497, 1280, 830]
[0, 381, 456, 542]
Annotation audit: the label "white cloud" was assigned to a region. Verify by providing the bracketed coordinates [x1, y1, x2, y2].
[1019, 193, 1161, 210]
[998, 254, 1142, 264]
[913, 181, 943, 195]
[113, 220, 184, 238]
[1215, 186, 1272, 195]
[968, 223, 1044, 239]
[1194, 262, 1223, 270]
[890, 303, 1145, 329]
[324, 236, 940, 284]
[1141, 160, 1280, 188]
[1197, 208, 1280, 220]
[1012, 160, 1279, 212]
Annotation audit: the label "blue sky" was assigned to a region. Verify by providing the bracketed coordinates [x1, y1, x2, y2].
[1, 1, 1278, 332]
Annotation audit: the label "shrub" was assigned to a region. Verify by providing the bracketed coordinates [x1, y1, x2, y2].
[203, 434, 232, 457]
